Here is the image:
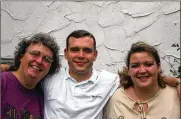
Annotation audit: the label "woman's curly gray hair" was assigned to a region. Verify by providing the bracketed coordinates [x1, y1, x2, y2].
[11, 33, 61, 76]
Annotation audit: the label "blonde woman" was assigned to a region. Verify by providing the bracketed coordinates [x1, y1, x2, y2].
[104, 41, 180, 119]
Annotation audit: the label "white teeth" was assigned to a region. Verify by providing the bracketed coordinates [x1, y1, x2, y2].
[138, 76, 148, 78]
[31, 65, 41, 71]
[138, 76, 149, 79]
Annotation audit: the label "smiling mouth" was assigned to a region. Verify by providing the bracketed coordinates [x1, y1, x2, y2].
[30, 65, 42, 71]
[137, 76, 150, 80]
[74, 60, 88, 64]
[75, 62, 86, 66]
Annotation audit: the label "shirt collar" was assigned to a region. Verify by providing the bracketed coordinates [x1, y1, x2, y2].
[64, 67, 98, 84]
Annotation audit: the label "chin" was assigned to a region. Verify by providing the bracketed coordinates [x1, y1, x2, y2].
[77, 71, 87, 74]
[138, 84, 151, 88]
[75, 69, 89, 74]
[27, 72, 39, 79]
[29, 76, 38, 80]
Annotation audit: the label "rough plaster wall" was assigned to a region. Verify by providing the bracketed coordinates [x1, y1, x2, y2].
[1, 1, 180, 76]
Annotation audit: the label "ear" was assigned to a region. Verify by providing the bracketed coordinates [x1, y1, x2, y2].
[126, 66, 131, 77]
[157, 63, 161, 73]
[64, 48, 68, 60]
[20, 57, 22, 62]
[19, 54, 24, 62]
[128, 69, 131, 77]
[93, 50, 98, 61]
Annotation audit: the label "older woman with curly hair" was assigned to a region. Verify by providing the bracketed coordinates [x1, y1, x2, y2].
[1, 33, 60, 119]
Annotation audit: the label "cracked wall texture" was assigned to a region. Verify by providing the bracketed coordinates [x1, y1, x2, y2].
[1, 1, 180, 76]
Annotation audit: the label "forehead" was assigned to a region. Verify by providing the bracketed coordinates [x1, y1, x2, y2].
[130, 52, 154, 62]
[27, 43, 45, 49]
[26, 43, 53, 56]
[68, 36, 94, 48]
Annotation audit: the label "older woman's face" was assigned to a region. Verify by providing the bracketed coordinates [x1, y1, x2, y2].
[128, 52, 161, 89]
[19, 43, 53, 84]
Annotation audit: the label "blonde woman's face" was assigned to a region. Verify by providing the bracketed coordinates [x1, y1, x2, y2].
[128, 52, 161, 88]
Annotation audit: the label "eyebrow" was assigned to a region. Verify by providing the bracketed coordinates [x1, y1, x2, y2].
[70, 47, 93, 50]
[28, 50, 53, 60]
[130, 61, 154, 64]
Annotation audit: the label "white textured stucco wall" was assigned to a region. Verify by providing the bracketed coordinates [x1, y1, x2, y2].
[1, 1, 180, 76]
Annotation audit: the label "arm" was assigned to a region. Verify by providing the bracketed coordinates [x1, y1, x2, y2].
[162, 75, 180, 101]
[162, 75, 180, 86]
[0, 64, 11, 72]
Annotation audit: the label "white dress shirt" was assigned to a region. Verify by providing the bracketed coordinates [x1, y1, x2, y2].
[43, 67, 119, 119]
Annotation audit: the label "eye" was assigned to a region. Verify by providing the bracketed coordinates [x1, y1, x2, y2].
[130, 64, 139, 68]
[83, 48, 93, 53]
[144, 62, 153, 67]
[70, 47, 79, 52]
[28, 50, 39, 56]
[43, 56, 53, 64]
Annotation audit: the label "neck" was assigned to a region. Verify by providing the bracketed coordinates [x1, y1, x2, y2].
[133, 85, 160, 101]
[13, 70, 36, 89]
[69, 69, 93, 82]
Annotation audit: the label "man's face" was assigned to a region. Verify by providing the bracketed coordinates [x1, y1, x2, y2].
[19, 43, 53, 84]
[64, 36, 97, 76]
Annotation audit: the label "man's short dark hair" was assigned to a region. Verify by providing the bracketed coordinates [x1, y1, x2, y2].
[66, 30, 96, 51]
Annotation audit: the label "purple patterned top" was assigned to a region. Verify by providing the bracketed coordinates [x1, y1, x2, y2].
[1, 72, 44, 119]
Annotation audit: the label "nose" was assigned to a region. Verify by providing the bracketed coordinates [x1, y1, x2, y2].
[77, 50, 84, 58]
[35, 56, 44, 64]
[139, 65, 146, 73]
